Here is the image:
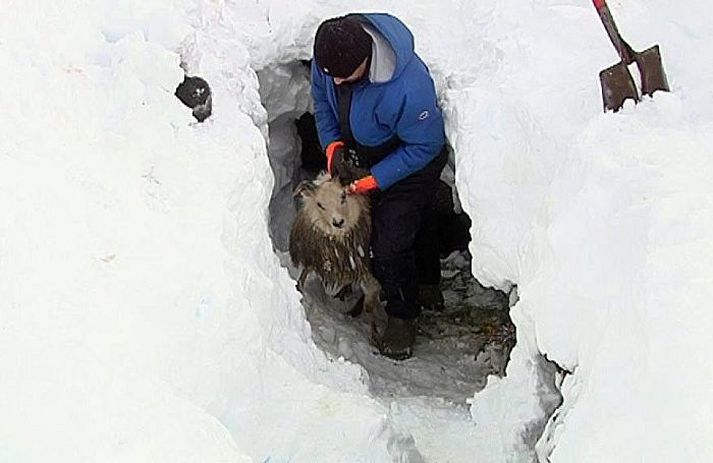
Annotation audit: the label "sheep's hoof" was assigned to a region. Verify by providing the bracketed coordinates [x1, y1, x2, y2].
[368, 326, 380, 348]
[347, 295, 364, 317]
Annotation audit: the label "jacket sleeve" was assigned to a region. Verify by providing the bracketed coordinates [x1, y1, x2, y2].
[369, 78, 445, 190]
[310, 60, 342, 149]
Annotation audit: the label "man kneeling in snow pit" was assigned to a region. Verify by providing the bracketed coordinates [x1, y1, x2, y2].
[311, 13, 447, 360]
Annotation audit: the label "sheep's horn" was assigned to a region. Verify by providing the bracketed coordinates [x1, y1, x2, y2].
[293, 180, 316, 198]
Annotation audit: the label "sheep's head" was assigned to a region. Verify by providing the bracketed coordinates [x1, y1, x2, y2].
[294, 174, 367, 238]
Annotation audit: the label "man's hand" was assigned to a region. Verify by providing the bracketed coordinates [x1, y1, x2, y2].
[348, 175, 379, 195]
[326, 141, 371, 184]
[325, 140, 345, 174]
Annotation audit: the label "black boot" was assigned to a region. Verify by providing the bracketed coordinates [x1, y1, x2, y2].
[418, 284, 444, 312]
[378, 316, 416, 360]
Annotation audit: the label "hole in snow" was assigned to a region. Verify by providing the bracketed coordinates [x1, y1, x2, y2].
[259, 61, 516, 403]
[174, 74, 212, 122]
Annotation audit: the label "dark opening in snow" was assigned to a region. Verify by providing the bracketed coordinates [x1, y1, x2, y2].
[258, 61, 517, 403]
[174, 74, 212, 122]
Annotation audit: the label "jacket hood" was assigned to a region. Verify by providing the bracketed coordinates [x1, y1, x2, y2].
[359, 13, 415, 83]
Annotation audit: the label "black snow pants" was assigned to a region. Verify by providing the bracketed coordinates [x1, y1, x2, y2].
[371, 146, 448, 320]
[334, 81, 447, 319]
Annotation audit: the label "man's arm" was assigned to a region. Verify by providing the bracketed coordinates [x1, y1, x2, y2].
[370, 79, 445, 190]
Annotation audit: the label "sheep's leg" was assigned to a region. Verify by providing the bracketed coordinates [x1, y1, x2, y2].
[347, 294, 364, 318]
[360, 274, 385, 346]
[296, 268, 309, 293]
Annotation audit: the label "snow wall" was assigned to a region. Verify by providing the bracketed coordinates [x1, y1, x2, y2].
[1, 0, 712, 462]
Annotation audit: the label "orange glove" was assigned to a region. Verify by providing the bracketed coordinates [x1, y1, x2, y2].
[325, 140, 345, 174]
[349, 175, 379, 195]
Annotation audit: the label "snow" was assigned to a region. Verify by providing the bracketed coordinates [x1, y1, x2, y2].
[2, 0, 712, 462]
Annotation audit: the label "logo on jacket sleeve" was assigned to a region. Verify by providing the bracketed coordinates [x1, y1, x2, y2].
[418, 110, 430, 121]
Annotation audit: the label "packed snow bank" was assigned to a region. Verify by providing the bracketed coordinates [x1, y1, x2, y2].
[0, 2, 415, 462]
[446, 0, 713, 461]
[530, 111, 713, 462]
[0, 4, 253, 461]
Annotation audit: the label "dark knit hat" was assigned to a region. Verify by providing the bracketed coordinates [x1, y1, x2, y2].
[314, 16, 372, 78]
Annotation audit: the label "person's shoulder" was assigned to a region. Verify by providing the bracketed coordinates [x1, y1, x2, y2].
[394, 57, 435, 91]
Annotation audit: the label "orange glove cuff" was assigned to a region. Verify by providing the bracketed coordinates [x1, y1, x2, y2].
[350, 175, 379, 195]
[325, 140, 344, 174]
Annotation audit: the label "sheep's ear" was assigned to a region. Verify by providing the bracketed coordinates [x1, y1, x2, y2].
[332, 174, 350, 187]
[294, 180, 316, 198]
[315, 170, 332, 184]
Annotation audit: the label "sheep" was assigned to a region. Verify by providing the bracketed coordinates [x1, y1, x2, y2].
[289, 173, 384, 342]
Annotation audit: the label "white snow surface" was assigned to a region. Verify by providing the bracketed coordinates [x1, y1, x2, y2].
[1, 0, 712, 462]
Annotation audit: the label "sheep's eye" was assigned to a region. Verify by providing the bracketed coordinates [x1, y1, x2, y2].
[317, 202, 326, 210]
[340, 192, 346, 203]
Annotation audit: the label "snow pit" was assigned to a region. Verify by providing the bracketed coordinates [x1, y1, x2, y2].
[257, 60, 519, 404]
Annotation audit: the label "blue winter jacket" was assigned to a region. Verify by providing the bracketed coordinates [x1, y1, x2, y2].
[311, 13, 445, 190]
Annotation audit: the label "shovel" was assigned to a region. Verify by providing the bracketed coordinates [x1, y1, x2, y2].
[594, 0, 669, 112]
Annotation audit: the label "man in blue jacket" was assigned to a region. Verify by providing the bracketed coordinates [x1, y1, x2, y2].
[312, 13, 447, 360]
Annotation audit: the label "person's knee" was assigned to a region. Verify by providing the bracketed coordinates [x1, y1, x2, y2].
[371, 251, 416, 282]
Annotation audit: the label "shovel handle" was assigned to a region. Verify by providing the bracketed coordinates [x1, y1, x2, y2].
[593, 0, 633, 63]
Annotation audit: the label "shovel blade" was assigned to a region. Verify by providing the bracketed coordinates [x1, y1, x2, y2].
[634, 45, 669, 97]
[599, 62, 639, 112]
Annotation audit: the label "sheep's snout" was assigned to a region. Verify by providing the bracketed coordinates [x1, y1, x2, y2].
[332, 217, 345, 229]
